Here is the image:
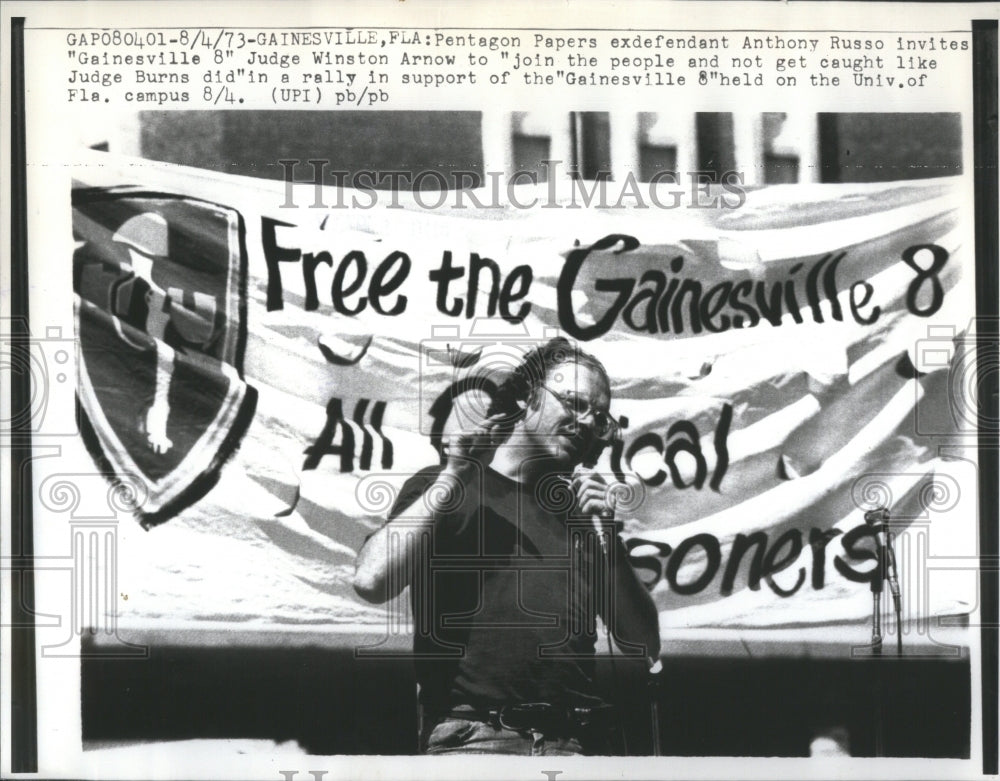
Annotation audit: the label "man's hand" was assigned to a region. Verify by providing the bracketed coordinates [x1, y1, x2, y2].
[571, 466, 616, 522]
[442, 412, 510, 475]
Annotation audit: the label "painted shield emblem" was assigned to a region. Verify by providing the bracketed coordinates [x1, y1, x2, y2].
[72, 187, 257, 527]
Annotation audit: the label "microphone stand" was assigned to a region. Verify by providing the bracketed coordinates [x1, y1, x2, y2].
[870, 552, 885, 758]
[866, 507, 905, 757]
[648, 659, 664, 756]
[866, 508, 904, 657]
[871, 566, 884, 657]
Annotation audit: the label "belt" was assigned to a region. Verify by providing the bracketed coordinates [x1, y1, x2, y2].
[442, 703, 617, 733]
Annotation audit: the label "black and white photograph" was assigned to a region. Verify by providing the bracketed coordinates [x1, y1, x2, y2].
[2, 3, 997, 779]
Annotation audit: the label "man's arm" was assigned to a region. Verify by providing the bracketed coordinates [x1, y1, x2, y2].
[352, 464, 470, 604]
[353, 412, 508, 604]
[572, 471, 662, 662]
[606, 534, 662, 662]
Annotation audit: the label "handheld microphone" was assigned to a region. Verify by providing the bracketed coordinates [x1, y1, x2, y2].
[864, 507, 901, 613]
[573, 465, 610, 557]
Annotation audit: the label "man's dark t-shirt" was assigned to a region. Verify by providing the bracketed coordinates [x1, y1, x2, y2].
[386, 465, 608, 714]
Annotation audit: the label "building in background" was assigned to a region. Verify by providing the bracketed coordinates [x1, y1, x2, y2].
[82, 111, 963, 188]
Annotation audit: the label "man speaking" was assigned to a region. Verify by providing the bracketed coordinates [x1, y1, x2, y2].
[354, 337, 660, 755]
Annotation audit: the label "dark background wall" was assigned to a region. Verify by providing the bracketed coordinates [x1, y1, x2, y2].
[82, 640, 970, 757]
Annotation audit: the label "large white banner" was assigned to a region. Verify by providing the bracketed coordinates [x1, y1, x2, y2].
[70, 153, 978, 638]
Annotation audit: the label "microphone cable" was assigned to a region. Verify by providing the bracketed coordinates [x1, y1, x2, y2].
[886, 529, 903, 656]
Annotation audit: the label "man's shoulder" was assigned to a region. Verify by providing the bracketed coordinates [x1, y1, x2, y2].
[388, 464, 447, 517]
[410, 464, 447, 483]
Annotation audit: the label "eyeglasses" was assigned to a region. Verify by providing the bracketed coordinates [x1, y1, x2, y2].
[539, 384, 619, 441]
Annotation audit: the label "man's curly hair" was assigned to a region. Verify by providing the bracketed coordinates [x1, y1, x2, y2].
[486, 337, 610, 427]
